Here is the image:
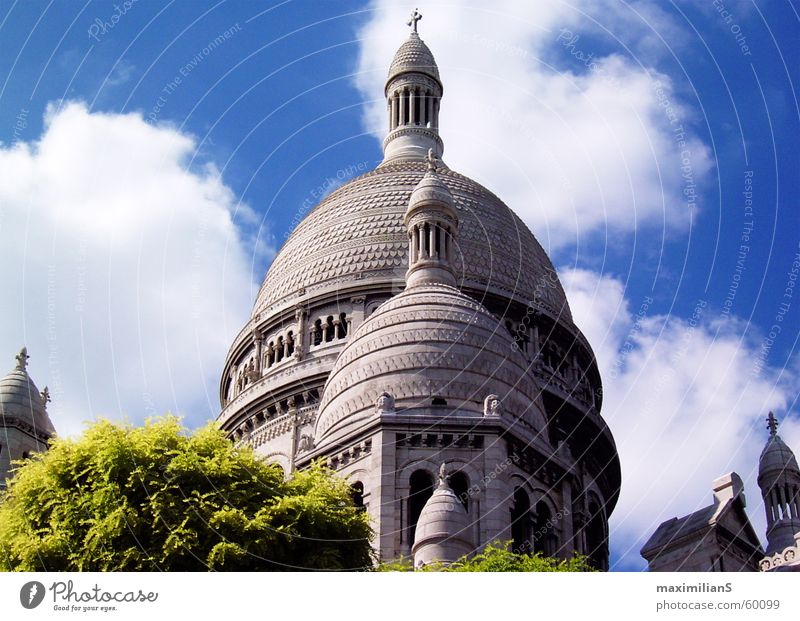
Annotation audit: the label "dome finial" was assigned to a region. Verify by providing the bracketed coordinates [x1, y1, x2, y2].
[438, 461, 449, 487]
[426, 148, 438, 172]
[407, 8, 422, 34]
[767, 411, 779, 436]
[15, 346, 29, 371]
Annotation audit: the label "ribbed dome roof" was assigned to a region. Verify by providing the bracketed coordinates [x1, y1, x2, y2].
[387, 32, 440, 86]
[0, 352, 55, 437]
[760, 434, 799, 476]
[314, 283, 547, 446]
[407, 166, 453, 213]
[253, 160, 572, 324]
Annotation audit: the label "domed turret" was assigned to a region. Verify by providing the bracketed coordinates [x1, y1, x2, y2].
[383, 10, 444, 162]
[758, 412, 800, 555]
[0, 347, 56, 488]
[412, 463, 474, 567]
[404, 150, 458, 287]
[0, 347, 55, 437]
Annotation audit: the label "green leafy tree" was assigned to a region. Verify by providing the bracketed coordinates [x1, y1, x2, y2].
[377, 541, 595, 572]
[0, 416, 373, 571]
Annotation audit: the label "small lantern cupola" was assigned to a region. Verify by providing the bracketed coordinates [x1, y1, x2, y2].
[412, 463, 474, 568]
[758, 412, 800, 555]
[383, 9, 444, 162]
[404, 149, 458, 288]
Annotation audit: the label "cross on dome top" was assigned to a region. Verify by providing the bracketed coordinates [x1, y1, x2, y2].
[15, 346, 29, 371]
[767, 411, 779, 436]
[407, 8, 422, 33]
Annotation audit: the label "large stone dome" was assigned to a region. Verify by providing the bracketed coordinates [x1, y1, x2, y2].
[314, 283, 547, 447]
[252, 160, 572, 325]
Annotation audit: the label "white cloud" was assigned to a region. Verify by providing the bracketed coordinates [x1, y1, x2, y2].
[0, 102, 258, 436]
[562, 268, 798, 569]
[355, 0, 712, 249]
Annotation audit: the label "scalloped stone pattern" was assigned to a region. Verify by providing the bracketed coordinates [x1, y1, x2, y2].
[387, 32, 440, 82]
[253, 160, 572, 323]
[314, 284, 547, 445]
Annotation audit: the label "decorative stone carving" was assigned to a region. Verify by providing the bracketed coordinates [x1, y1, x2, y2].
[484, 394, 500, 416]
[297, 434, 314, 453]
[375, 391, 395, 413]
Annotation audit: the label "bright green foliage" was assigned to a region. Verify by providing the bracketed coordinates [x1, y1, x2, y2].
[377, 541, 595, 572]
[0, 417, 373, 571]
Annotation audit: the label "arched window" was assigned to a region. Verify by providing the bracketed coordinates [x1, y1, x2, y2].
[449, 471, 469, 511]
[276, 337, 284, 362]
[324, 316, 335, 342]
[510, 487, 531, 554]
[286, 331, 295, 357]
[312, 319, 323, 346]
[586, 499, 608, 570]
[408, 470, 434, 545]
[267, 342, 275, 367]
[533, 501, 557, 557]
[337, 313, 348, 339]
[351, 481, 365, 512]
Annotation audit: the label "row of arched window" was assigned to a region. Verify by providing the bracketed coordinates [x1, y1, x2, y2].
[389, 87, 439, 130]
[409, 222, 452, 263]
[767, 483, 800, 522]
[310, 313, 348, 347]
[264, 331, 295, 369]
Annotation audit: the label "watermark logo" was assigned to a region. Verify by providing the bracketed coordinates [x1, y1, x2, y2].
[20, 581, 46, 609]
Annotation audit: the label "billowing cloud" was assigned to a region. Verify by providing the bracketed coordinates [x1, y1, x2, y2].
[355, 0, 713, 248]
[0, 102, 258, 436]
[563, 268, 798, 569]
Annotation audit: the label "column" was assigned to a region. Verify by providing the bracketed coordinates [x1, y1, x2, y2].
[391, 95, 398, 130]
[409, 88, 416, 125]
[399, 89, 406, 127]
[253, 330, 263, 372]
[426, 91, 433, 127]
[419, 224, 426, 258]
[560, 479, 574, 559]
[294, 306, 306, 360]
[429, 224, 436, 259]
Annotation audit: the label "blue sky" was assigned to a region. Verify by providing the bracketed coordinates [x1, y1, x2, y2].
[1, 0, 799, 569]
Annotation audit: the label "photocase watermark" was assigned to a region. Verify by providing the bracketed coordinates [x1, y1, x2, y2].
[514, 507, 571, 555]
[439, 29, 529, 60]
[46, 264, 64, 417]
[711, 0, 752, 57]
[511, 270, 563, 353]
[556, 29, 622, 88]
[720, 170, 754, 320]
[20, 581, 45, 609]
[20, 580, 158, 613]
[285, 161, 370, 240]
[653, 80, 698, 212]
[457, 455, 518, 504]
[87, 0, 139, 42]
[640, 298, 707, 418]
[609, 295, 654, 380]
[146, 23, 243, 124]
[752, 240, 800, 377]
[11, 107, 29, 146]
